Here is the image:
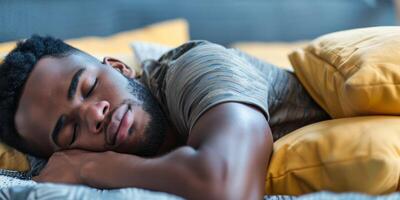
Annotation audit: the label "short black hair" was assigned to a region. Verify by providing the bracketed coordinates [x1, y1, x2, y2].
[0, 35, 78, 156]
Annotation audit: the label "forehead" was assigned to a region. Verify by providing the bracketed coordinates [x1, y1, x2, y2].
[15, 54, 90, 153]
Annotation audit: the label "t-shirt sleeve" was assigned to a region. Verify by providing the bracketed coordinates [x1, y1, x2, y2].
[162, 41, 270, 136]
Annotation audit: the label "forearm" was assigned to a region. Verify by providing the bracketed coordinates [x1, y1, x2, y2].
[82, 138, 272, 200]
[81, 147, 217, 199]
[82, 103, 273, 200]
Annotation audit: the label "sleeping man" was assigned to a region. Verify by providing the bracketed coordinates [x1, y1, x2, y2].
[0, 35, 329, 199]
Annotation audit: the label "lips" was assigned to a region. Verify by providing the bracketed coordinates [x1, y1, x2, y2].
[106, 104, 134, 146]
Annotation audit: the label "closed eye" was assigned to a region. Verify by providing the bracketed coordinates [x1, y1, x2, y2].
[69, 124, 78, 146]
[85, 78, 98, 98]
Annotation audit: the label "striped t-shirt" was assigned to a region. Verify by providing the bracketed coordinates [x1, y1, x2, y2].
[140, 41, 330, 141]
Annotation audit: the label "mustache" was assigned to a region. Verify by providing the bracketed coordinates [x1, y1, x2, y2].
[101, 77, 147, 135]
[102, 98, 142, 135]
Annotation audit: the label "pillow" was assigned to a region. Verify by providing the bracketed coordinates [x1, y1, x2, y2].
[265, 116, 400, 195]
[0, 143, 30, 172]
[0, 18, 189, 73]
[67, 19, 188, 73]
[131, 41, 172, 69]
[232, 41, 308, 71]
[0, 42, 16, 63]
[0, 19, 189, 172]
[289, 26, 400, 118]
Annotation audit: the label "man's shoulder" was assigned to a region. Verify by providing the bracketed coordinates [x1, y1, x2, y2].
[158, 40, 212, 63]
[139, 40, 212, 82]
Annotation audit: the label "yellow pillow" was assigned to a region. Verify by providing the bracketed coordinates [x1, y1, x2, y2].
[289, 26, 400, 118]
[0, 19, 189, 73]
[0, 143, 30, 172]
[67, 19, 188, 73]
[265, 116, 400, 195]
[232, 41, 309, 70]
[0, 19, 189, 172]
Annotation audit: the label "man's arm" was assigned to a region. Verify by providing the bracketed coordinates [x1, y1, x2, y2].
[81, 102, 273, 199]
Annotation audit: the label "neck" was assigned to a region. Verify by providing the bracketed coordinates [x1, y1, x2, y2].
[157, 124, 184, 155]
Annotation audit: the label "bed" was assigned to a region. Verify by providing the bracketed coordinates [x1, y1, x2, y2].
[1, 1, 399, 198]
[1, 25, 400, 199]
[0, 174, 400, 200]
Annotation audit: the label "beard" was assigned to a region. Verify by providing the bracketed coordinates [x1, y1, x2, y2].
[123, 78, 169, 157]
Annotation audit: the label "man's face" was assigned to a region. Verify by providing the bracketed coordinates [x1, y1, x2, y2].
[15, 53, 167, 157]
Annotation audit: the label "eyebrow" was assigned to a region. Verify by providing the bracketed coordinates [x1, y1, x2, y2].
[51, 67, 86, 147]
[67, 68, 86, 100]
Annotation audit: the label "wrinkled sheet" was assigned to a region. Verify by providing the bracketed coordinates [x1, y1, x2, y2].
[0, 175, 399, 200]
[0, 175, 182, 200]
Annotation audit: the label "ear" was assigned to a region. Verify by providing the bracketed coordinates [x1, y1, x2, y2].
[102, 57, 136, 78]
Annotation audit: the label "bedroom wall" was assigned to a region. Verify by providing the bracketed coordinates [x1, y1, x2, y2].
[0, 0, 396, 45]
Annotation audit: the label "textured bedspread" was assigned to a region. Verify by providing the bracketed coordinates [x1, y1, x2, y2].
[0, 175, 399, 200]
[0, 175, 182, 200]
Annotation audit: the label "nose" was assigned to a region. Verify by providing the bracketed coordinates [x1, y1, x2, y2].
[80, 100, 110, 133]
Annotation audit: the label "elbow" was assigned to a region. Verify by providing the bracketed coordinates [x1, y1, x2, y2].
[200, 172, 262, 200]
[170, 147, 258, 200]
[168, 147, 235, 199]
[198, 171, 244, 200]
[206, 184, 237, 200]
[182, 148, 241, 200]
[191, 169, 233, 200]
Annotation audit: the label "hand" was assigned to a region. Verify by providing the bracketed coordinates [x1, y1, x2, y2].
[32, 149, 105, 185]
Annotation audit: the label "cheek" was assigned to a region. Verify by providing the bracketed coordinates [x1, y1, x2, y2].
[98, 72, 132, 104]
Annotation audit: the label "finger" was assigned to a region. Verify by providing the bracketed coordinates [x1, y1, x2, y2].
[32, 176, 46, 182]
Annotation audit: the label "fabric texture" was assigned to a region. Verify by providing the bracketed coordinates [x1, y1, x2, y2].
[232, 41, 308, 70]
[0, 143, 29, 172]
[289, 26, 400, 118]
[138, 41, 328, 140]
[131, 41, 172, 75]
[0, 176, 399, 200]
[0, 180, 183, 200]
[140, 40, 270, 137]
[266, 116, 400, 195]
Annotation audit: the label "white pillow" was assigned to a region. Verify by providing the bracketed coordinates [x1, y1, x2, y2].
[130, 42, 172, 67]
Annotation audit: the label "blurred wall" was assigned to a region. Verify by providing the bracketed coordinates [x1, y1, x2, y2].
[0, 0, 396, 45]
